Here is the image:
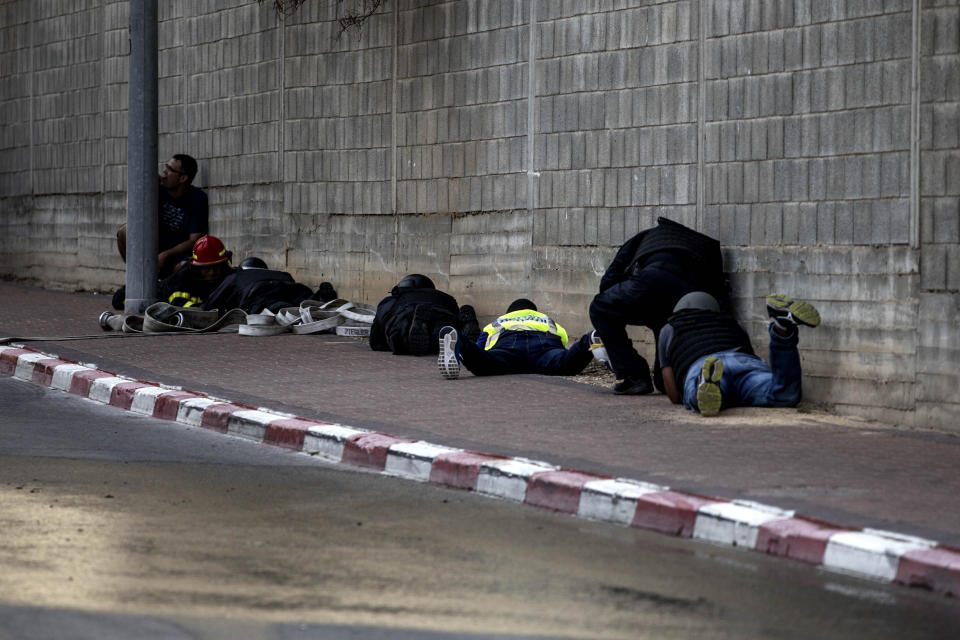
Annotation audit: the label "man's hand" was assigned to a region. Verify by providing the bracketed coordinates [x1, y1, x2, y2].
[662, 366, 681, 405]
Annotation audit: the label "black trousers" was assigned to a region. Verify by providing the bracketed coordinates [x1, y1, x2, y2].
[459, 331, 594, 377]
[589, 265, 698, 384]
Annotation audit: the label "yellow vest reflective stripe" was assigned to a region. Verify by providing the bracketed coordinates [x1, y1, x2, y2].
[482, 310, 569, 350]
[168, 291, 202, 307]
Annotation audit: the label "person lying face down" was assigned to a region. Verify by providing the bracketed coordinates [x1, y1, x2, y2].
[436, 298, 605, 380]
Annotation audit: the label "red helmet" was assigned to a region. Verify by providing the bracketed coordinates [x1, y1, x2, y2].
[191, 235, 229, 266]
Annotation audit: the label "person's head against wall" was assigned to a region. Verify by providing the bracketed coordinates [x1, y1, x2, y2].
[192, 235, 232, 284]
[672, 291, 720, 313]
[506, 298, 537, 314]
[173, 153, 198, 184]
[393, 274, 434, 294]
[240, 256, 268, 270]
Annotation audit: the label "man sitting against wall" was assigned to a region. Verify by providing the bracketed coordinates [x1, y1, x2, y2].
[116, 153, 209, 278]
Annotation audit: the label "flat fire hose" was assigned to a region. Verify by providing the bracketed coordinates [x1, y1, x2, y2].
[0, 297, 377, 345]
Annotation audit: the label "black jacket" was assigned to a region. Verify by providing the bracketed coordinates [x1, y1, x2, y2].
[369, 287, 459, 355]
[598, 217, 728, 305]
[202, 268, 314, 314]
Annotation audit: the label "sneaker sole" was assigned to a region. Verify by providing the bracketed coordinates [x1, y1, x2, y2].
[438, 329, 460, 380]
[696, 356, 723, 417]
[766, 293, 821, 328]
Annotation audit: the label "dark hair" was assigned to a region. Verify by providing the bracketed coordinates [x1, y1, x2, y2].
[173, 153, 198, 183]
[506, 298, 537, 313]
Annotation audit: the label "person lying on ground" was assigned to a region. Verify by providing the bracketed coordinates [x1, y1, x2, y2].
[369, 274, 459, 356]
[201, 256, 337, 315]
[437, 298, 605, 379]
[658, 291, 821, 417]
[156, 235, 235, 308]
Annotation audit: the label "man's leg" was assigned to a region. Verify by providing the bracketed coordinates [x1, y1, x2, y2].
[589, 267, 695, 393]
[457, 334, 519, 377]
[117, 224, 127, 261]
[530, 332, 595, 376]
[683, 351, 764, 415]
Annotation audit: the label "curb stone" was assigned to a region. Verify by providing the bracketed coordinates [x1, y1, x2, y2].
[2, 344, 958, 599]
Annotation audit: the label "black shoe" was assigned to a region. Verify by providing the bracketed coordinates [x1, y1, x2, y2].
[613, 376, 653, 395]
[458, 304, 481, 341]
[111, 285, 126, 311]
[314, 282, 337, 302]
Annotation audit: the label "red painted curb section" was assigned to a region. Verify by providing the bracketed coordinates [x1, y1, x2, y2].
[633, 491, 721, 538]
[200, 403, 246, 433]
[344, 433, 415, 469]
[69, 369, 113, 397]
[33, 358, 71, 386]
[110, 381, 154, 410]
[896, 547, 960, 597]
[3, 343, 959, 600]
[526, 470, 608, 514]
[0, 348, 30, 374]
[756, 518, 848, 565]
[429, 451, 505, 490]
[265, 417, 327, 450]
[153, 391, 200, 421]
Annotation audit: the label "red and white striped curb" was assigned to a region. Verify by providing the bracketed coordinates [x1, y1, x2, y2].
[3, 344, 959, 598]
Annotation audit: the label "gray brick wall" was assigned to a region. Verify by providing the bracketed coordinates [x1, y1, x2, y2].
[1, 0, 959, 432]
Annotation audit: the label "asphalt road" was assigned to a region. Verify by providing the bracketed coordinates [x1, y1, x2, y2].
[1, 377, 958, 639]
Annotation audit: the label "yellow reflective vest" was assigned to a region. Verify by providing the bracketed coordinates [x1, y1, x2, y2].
[481, 309, 569, 350]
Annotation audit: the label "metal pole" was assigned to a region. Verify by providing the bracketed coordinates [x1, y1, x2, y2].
[125, 0, 159, 314]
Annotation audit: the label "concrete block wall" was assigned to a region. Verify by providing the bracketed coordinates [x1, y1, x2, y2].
[1, 0, 959, 432]
[917, 1, 960, 429]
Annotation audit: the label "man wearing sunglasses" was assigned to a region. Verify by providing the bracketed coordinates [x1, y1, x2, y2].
[116, 153, 209, 279]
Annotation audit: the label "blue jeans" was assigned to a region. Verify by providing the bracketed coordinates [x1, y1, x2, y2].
[458, 331, 593, 377]
[682, 324, 802, 412]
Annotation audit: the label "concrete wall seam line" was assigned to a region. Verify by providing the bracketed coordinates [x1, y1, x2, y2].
[5, 345, 960, 598]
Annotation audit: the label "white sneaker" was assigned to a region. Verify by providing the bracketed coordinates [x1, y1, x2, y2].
[438, 326, 460, 380]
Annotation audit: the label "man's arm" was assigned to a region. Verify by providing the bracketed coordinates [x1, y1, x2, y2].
[158, 231, 204, 272]
[598, 231, 645, 292]
[661, 366, 682, 404]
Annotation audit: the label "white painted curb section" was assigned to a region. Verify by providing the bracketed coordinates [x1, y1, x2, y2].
[50, 364, 93, 391]
[176, 397, 222, 425]
[578, 478, 665, 525]
[228, 409, 284, 441]
[477, 458, 557, 502]
[694, 500, 796, 548]
[823, 529, 938, 581]
[303, 424, 369, 461]
[386, 441, 461, 481]
[88, 376, 130, 404]
[13, 352, 49, 380]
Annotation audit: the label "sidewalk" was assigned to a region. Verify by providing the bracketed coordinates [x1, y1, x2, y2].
[2, 280, 959, 596]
